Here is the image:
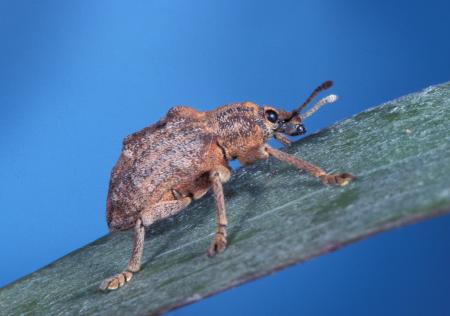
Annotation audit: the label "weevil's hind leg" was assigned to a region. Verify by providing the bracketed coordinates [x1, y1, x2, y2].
[99, 219, 145, 291]
[99, 197, 192, 291]
[265, 145, 354, 186]
[139, 197, 192, 226]
[207, 166, 231, 257]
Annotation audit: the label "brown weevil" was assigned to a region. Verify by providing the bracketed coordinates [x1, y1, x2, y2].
[99, 81, 354, 290]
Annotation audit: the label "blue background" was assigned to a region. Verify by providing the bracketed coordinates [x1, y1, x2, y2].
[1, 1, 449, 315]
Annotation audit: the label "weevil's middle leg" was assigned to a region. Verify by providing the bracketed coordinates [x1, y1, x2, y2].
[265, 145, 354, 186]
[207, 166, 231, 257]
[100, 197, 192, 291]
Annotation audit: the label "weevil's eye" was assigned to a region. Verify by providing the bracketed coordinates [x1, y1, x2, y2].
[265, 110, 278, 123]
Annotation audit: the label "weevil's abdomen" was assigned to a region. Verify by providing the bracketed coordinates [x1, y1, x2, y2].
[106, 107, 226, 231]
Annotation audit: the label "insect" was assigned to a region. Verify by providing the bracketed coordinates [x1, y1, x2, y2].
[99, 81, 354, 290]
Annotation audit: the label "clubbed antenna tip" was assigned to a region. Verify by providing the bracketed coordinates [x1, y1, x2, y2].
[322, 80, 333, 89]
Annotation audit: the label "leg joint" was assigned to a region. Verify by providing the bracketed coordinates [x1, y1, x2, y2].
[209, 165, 231, 183]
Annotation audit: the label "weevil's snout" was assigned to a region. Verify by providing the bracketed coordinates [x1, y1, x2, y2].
[275, 114, 306, 136]
[283, 118, 306, 136]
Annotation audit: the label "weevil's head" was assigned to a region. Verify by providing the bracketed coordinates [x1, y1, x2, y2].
[262, 81, 337, 139]
[262, 107, 307, 136]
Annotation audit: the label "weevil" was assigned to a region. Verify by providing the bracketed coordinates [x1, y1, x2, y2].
[99, 81, 354, 290]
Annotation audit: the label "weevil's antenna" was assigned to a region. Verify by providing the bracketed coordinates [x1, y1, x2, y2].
[289, 80, 333, 119]
[302, 94, 338, 119]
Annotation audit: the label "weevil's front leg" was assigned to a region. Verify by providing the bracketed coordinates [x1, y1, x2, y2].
[207, 166, 231, 257]
[265, 145, 354, 186]
[274, 132, 292, 146]
[100, 197, 192, 291]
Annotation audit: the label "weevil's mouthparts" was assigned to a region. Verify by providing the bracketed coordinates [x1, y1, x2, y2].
[282, 122, 307, 136]
[301, 94, 338, 119]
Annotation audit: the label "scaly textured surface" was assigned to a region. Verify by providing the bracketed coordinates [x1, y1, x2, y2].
[1, 82, 449, 315]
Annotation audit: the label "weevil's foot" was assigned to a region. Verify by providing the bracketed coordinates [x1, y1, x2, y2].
[99, 270, 133, 291]
[207, 232, 227, 257]
[320, 173, 354, 187]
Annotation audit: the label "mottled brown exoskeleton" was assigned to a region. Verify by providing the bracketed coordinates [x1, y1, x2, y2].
[100, 81, 354, 290]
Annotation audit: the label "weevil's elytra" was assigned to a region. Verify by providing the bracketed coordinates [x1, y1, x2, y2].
[99, 81, 354, 291]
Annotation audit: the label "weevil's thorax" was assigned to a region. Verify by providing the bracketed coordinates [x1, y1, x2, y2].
[206, 102, 273, 160]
